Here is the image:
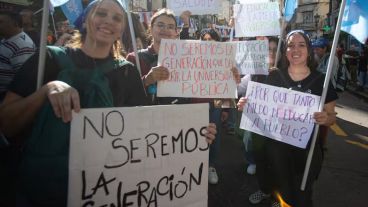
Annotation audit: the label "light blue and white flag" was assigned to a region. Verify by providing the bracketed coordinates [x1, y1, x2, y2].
[341, 0, 368, 44]
[60, 0, 83, 25]
[284, 0, 298, 21]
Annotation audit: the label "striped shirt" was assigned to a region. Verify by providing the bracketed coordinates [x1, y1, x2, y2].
[0, 31, 36, 101]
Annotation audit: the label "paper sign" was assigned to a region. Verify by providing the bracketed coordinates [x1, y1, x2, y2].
[240, 81, 320, 149]
[167, 0, 221, 15]
[234, 2, 281, 37]
[68, 104, 209, 207]
[235, 40, 269, 74]
[157, 39, 238, 98]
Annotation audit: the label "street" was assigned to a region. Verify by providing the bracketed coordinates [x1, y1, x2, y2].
[208, 90, 368, 207]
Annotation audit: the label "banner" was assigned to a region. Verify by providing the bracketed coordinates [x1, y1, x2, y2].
[167, 0, 221, 15]
[68, 104, 209, 207]
[157, 39, 237, 99]
[234, 2, 281, 37]
[235, 40, 269, 75]
[240, 81, 320, 149]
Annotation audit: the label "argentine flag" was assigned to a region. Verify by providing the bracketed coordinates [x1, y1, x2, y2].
[341, 0, 368, 44]
[284, 0, 298, 21]
[61, 0, 84, 26]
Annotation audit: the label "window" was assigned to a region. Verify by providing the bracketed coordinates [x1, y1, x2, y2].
[303, 11, 314, 24]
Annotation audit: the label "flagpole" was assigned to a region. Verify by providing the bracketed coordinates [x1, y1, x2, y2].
[126, 6, 142, 76]
[301, 0, 347, 190]
[275, 0, 287, 68]
[275, 17, 285, 68]
[37, 0, 50, 89]
[51, 12, 58, 40]
[230, 27, 234, 42]
[34, 8, 43, 15]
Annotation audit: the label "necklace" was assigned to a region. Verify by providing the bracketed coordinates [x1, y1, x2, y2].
[288, 70, 310, 82]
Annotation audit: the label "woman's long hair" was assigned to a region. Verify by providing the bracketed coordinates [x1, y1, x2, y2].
[121, 12, 149, 54]
[200, 28, 221, 42]
[279, 30, 317, 70]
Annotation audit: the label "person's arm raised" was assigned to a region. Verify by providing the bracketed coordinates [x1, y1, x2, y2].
[237, 97, 248, 111]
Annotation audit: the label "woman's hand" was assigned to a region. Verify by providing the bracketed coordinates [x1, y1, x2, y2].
[144, 66, 170, 86]
[231, 67, 241, 84]
[268, 67, 278, 73]
[54, 33, 72, 46]
[313, 101, 337, 126]
[46, 81, 80, 123]
[237, 97, 248, 111]
[204, 123, 217, 144]
[180, 10, 192, 27]
[314, 111, 330, 126]
[313, 111, 336, 126]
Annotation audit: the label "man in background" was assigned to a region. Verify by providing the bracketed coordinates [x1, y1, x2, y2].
[19, 9, 40, 47]
[313, 37, 339, 88]
[0, 11, 36, 103]
[312, 37, 339, 151]
[0, 10, 36, 207]
[345, 44, 360, 86]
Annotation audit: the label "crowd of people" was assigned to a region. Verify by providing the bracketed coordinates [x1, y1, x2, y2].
[1, 0, 367, 206]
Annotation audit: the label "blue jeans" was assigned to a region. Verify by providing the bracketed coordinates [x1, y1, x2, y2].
[243, 130, 255, 165]
[358, 71, 368, 87]
[209, 105, 222, 167]
[226, 108, 237, 130]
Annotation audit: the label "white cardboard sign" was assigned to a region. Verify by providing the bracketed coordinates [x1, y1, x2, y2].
[167, 0, 221, 15]
[68, 104, 209, 207]
[240, 81, 320, 148]
[235, 40, 269, 75]
[238, 0, 269, 3]
[234, 2, 281, 37]
[157, 39, 238, 98]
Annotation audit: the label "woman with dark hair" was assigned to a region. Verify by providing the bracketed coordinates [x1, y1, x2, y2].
[238, 30, 337, 206]
[121, 12, 149, 54]
[199, 28, 221, 184]
[200, 28, 221, 42]
[244, 36, 282, 205]
[196, 28, 240, 185]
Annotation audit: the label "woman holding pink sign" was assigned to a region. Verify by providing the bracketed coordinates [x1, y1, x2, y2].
[126, 8, 192, 105]
[238, 30, 337, 207]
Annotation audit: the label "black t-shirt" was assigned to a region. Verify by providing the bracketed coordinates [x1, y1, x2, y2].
[266, 68, 338, 104]
[265, 68, 338, 183]
[9, 47, 147, 107]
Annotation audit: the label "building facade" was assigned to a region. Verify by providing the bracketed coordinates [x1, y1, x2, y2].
[289, 0, 330, 39]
